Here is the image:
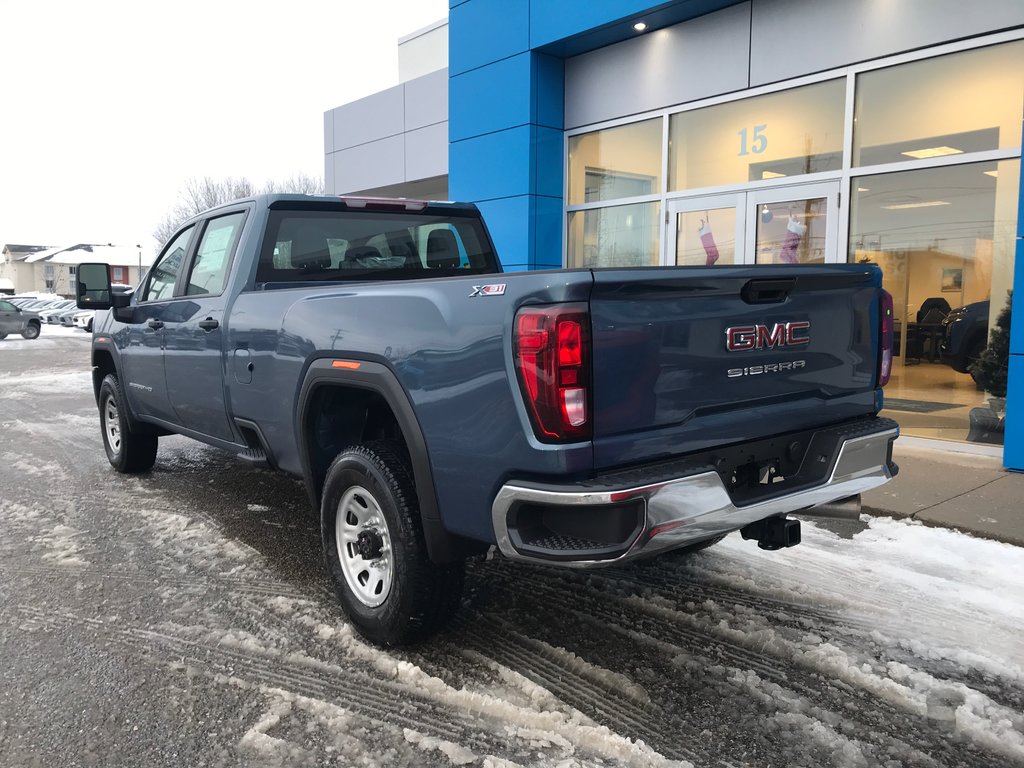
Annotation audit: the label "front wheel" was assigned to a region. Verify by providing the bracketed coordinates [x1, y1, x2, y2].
[98, 374, 158, 472]
[21, 323, 40, 340]
[321, 442, 464, 646]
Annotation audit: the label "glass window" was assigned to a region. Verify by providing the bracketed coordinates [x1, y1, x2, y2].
[567, 118, 662, 205]
[256, 210, 498, 284]
[854, 41, 1024, 166]
[669, 79, 844, 191]
[144, 226, 193, 302]
[567, 202, 660, 268]
[849, 159, 1019, 443]
[0, 301, 15, 311]
[754, 197, 828, 265]
[186, 212, 245, 296]
[675, 206, 738, 267]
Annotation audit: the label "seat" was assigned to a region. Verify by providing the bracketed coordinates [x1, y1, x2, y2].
[916, 297, 951, 323]
[426, 229, 461, 269]
[288, 230, 332, 272]
[343, 245, 383, 268]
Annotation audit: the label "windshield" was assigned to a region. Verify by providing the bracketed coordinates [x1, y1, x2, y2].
[256, 208, 499, 285]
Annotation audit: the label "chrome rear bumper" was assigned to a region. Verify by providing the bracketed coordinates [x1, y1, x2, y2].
[492, 424, 898, 567]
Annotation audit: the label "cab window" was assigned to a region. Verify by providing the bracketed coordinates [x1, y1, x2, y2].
[185, 212, 245, 296]
[145, 226, 194, 302]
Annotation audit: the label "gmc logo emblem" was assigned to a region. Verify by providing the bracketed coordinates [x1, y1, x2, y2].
[725, 321, 810, 352]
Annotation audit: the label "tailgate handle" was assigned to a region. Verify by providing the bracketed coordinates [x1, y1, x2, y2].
[741, 278, 795, 304]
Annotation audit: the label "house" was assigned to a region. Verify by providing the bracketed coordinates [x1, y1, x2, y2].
[0, 244, 56, 294]
[23, 244, 154, 297]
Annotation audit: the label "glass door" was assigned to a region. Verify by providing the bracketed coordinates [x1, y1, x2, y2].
[746, 182, 840, 265]
[667, 194, 744, 267]
[668, 182, 840, 266]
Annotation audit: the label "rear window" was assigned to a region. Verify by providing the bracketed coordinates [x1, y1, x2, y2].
[255, 209, 499, 285]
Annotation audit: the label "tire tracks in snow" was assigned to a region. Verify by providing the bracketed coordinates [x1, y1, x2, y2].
[484, 563, 1006, 768]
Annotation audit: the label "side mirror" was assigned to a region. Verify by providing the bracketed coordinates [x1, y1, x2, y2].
[77, 263, 113, 310]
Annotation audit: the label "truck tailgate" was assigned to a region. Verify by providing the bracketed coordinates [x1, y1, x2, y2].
[589, 265, 882, 470]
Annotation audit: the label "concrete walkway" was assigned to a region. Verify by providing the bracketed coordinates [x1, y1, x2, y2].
[861, 438, 1024, 547]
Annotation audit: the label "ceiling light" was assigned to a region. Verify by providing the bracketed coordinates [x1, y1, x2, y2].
[881, 201, 951, 210]
[984, 170, 998, 177]
[633, 21, 647, 32]
[761, 171, 786, 179]
[857, 187, 870, 192]
[901, 146, 962, 159]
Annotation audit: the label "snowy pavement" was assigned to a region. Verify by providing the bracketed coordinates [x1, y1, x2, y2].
[1, 337, 1022, 767]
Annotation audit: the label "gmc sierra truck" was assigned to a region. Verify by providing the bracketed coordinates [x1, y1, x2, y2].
[76, 194, 898, 645]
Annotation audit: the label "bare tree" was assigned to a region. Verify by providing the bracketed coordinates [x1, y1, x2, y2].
[153, 174, 324, 246]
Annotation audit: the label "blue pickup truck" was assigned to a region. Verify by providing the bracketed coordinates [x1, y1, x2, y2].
[76, 194, 898, 645]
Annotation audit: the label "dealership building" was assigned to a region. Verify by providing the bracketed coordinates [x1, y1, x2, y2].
[325, 0, 1024, 468]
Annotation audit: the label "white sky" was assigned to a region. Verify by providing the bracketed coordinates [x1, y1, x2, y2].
[0, 0, 448, 255]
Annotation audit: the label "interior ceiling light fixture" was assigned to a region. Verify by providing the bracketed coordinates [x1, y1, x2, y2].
[857, 187, 870, 192]
[881, 200, 951, 210]
[633, 21, 648, 32]
[761, 171, 786, 179]
[901, 146, 963, 159]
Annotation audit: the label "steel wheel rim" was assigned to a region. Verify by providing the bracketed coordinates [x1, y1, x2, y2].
[335, 485, 393, 607]
[103, 395, 121, 455]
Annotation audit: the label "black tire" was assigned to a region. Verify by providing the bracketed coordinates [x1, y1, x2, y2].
[98, 374, 158, 473]
[86, 317, 93, 333]
[0, 332, 6, 340]
[321, 441, 464, 646]
[21, 322, 40, 340]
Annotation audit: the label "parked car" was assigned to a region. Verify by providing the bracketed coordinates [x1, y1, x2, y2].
[0, 298, 42, 339]
[72, 310, 96, 332]
[939, 300, 989, 376]
[75, 194, 898, 646]
[57, 307, 82, 326]
[39, 300, 79, 324]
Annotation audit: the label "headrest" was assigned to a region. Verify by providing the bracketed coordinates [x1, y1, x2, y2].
[289, 231, 331, 271]
[426, 229, 460, 270]
[343, 245, 382, 267]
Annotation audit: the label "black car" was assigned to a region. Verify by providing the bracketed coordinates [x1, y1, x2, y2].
[939, 300, 989, 375]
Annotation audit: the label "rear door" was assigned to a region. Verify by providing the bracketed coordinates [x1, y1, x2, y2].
[588, 265, 881, 469]
[163, 210, 246, 441]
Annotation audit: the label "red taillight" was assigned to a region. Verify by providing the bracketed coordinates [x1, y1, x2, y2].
[514, 304, 591, 442]
[879, 289, 894, 387]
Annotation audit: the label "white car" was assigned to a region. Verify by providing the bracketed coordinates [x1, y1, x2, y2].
[72, 310, 96, 332]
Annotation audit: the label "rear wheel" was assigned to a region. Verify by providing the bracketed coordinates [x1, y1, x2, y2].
[321, 441, 464, 646]
[21, 322, 40, 340]
[99, 374, 158, 472]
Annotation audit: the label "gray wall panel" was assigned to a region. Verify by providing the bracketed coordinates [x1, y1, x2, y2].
[564, 2, 751, 129]
[404, 68, 449, 131]
[332, 86, 405, 150]
[750, 0, 1024, 86]
[324, 110, 334, 155]
[330, 135, 405, 194]
[405, 122, 449, 181]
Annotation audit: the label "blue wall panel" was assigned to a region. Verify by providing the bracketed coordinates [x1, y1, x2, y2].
[449, 127, 533, 202]
[475, 196, 532, 264]
[450, 54, 533, 141]
[533, 196, 566, 268]
[449, 0, 529, 75]
[531, 125, 565, 200]
[1004, 355, 1024, 471]
[532, 53, 566, 129]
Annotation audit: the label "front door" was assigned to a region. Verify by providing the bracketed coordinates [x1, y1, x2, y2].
[668, 181, 840, 266]
[0, 300, 21, 333]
